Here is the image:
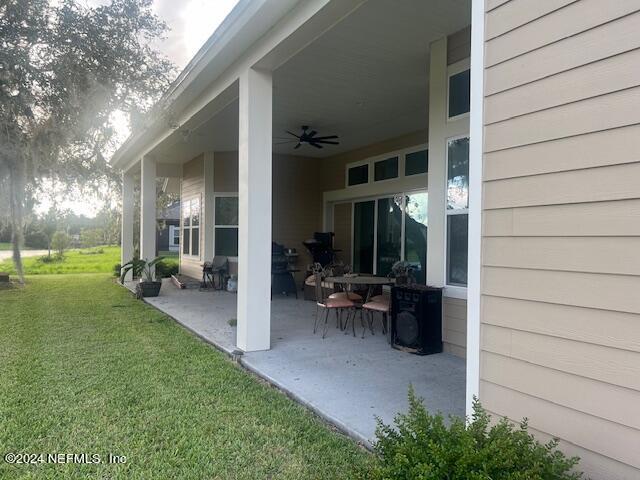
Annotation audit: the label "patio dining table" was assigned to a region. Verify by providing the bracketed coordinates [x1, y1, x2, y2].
[325, 275, 395, 303]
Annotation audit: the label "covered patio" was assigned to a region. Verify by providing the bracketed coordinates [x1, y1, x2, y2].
[132, 279, 466, 445]
[115, 0, 472, 446]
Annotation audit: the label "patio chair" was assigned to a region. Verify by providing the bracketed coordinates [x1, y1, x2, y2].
[313, 268, 356, 339]
[326, 263, 363, 305]
[361, 293, 390, 338]
[202, 256, 228, 290]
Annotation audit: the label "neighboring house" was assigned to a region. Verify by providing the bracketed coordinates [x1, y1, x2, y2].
[156, 200, 180, 254]
[111, 1, 640, 477]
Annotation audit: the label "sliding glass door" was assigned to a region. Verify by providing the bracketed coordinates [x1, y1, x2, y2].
[376, 196, 402, 277]
[353, 201, 375, 274]
[404, 192, 428, 284]
[351, 191, 427, 281]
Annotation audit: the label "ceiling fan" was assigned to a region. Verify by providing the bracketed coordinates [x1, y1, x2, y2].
[274, 125, 339, 149]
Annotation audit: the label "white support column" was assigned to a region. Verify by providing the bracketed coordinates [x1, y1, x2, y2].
[140, 155, 157, 267]
[237, 67, 272, 352]
[426, 37, 448, 288]
[121, 169, 135, 281]
[203, 151, 215, 261]
[466, 0, 486, 416]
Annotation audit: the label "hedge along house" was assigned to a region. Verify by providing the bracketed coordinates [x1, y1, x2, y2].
[111, 1, 640, 478]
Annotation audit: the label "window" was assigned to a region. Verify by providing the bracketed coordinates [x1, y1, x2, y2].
[404, 192, 427, 284]
[214, 195, 238, 257]
[448, 68, 470, 119]
[169, 225, 180, 251]
[352, 191, 427, 280]
[376, 196, 402, 276]
[446, 137, 469, 286]
[374, 156, 398, 181]
[348, 164, 369, 186]
[182, 197, 200, 257]
[405, 149, 428, 176]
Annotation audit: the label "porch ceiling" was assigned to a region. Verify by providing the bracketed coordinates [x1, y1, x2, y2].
[151, 0, 470, 164]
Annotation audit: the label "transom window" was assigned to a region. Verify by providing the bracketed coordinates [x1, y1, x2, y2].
[446, 136, 469, 287]
[374, 156, 398, 181]
[347, 164, 369, 186]
[182, 196, 200, 257]
[214, 195, 238, 257]
[345, 146, 428, 188]
[448, 67, 470, 119]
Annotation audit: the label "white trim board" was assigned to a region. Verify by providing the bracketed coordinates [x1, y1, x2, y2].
[466, 0, 484, 418]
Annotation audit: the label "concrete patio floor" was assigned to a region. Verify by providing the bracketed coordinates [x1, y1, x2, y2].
[127, 278, 466, 446]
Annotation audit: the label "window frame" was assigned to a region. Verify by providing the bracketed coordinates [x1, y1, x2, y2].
[169, 225, 180, 250]
[182, 195, 201, 259]
[344, 143, 428, 188]
[446, 59, 471, 122]
[350, 188, 427, 278]
[373, 155, 399, 182]
[213, 192, 239, 260]
[444, 134, 470, 296]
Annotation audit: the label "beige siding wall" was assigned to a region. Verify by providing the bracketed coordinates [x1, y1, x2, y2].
[481, 1, 640, 478]
[443, 297, 466, 358]
[332, 203, 352, 266]
[272, 154, 324, 283]
[180, 155, 205, 279]
[180, 152, 322, 282]
[447, 25, 471, 65]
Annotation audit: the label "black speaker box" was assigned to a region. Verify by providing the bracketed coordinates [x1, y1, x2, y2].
[391, 285, 443, 355]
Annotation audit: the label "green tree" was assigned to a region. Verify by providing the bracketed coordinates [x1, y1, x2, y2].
[42, 207, 59, 257]
[0, 0, 175, 281]
[51, 231, 70, 257]
[80, 227, 104, 248]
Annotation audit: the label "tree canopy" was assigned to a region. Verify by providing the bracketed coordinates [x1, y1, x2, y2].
[0, 0, 175, 280]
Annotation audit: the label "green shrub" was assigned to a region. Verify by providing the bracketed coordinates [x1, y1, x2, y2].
[155, 259, 178, 278]
[369, 387, 582, 480]
[51, 231, 70, 256]
[37, 254, 64, 264]
[113, 263, 121, 277]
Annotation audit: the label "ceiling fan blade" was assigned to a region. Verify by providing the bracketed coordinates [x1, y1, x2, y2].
[294, 143, 302, 149]
[286, 130, 301, 139]
[308, 142, 323, 149]
[315, 140, 339, 145]
[307, 130, 317, 138]
[312, 135, 338, 140]
[273, 140, 297, 145]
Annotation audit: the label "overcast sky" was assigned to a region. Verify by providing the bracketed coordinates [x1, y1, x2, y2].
[150, 0, 239, 68]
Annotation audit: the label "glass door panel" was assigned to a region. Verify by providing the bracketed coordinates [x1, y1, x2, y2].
[353, 201, 375, 274]
[376, 197, 402, 277]
[404, 192, 427, 284]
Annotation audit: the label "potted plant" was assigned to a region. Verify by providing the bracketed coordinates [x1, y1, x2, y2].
[120, 256, 164, 298]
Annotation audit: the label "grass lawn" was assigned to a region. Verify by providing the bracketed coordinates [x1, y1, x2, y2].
[0, 246, 179, 276]
[0, 275, 371, 479]
[0, 246, 121, 275]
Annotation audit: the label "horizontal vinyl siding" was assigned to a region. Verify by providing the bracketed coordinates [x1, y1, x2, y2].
[481, 1, 640, 478]
[446, 26, 470, 65]
[443, 297, 466, 358]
